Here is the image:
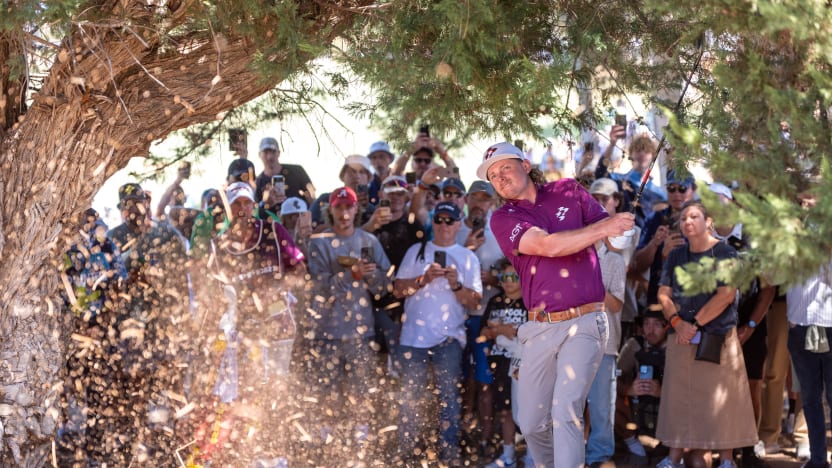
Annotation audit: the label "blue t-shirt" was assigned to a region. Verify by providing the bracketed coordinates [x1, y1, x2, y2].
[659, 241, 738, 335]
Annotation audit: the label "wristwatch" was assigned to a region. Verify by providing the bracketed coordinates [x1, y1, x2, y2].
[451, 282, 463, 292]
[748, 320, 757, 329]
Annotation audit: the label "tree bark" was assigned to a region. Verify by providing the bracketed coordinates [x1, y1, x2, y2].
[0, 0, 368, 463]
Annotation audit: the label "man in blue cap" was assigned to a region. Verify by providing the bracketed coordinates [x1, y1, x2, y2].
[632, 172, 697, 304]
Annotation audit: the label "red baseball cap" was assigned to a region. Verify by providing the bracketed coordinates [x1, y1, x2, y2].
[329, 186, 358, 207]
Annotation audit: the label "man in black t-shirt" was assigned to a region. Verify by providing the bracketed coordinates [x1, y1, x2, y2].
[369, 175, 425, 362]
[253, 136, 315, 207]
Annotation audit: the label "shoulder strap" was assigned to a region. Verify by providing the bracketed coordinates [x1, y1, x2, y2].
[415, 238, 429, 263]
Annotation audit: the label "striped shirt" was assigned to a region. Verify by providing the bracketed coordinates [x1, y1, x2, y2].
[786, 259, 832, 327]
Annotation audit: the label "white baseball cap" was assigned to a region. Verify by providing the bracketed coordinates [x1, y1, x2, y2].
[477, 142, 526, 180]
[340, 154, 374, 179]
[226, 182, 255, 205]
[280, 197, 308, 216]
[709, 182, 733, 201]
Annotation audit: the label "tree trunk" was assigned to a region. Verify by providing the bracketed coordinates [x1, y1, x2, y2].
[0, 0, 367, 463]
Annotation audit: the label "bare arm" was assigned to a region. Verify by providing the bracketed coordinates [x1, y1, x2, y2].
[517, 212, 634, 258]
[391, 152, 411, 176]
[604, 292, 623, 314]
[693, 285, 739, 327]
[155, 177, 184, 218]
[632, 225, 669, 273]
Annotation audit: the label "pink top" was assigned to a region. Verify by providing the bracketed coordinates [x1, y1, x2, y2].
[490, 178, 608, 311]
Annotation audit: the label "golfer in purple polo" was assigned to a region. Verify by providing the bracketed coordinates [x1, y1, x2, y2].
[477, 142, 634, 468]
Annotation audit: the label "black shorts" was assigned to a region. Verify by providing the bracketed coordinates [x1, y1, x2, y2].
[488, 356, 513, 412]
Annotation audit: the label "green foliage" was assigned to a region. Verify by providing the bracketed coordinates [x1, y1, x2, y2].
[4, 0, 832, 287]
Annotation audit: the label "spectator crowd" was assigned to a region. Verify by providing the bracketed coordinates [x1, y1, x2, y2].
[56, 124, 831, 468]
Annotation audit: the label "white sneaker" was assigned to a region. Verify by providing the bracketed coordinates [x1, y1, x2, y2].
[486, 452, 516, 468]
[796, 442, 810, 460]
[754, 440, 766, 458]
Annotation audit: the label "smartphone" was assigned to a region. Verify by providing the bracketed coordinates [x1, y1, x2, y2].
[471, 217, 485, 238]
[638, 364, 654, 381]
[272, 174, 285, 196]
[228, 128, 247, 151]
[615, 113, 627, 127]
[419, 124, 430, 137]
[437, 166, 456, 179]
[360, 246, 374, 263]
[584, 142, 594, 154]
[452, 167, 459, 176]
[379, 199, 391, 208]
[405, 172, 417, 185]
[434, 250, 446, 268]
[691, 331, 702, 344]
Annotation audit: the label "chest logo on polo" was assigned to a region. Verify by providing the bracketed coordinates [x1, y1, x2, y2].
[555, 207, 569, 221]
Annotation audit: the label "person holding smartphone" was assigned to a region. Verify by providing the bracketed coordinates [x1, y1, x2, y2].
[391, 127, 457, 181]
[615, 306, 669, 459]
[477, 142, 634, 468]
[393, 201, 482, 463]
[306, 186, 391, 450]
[253, 136, 315, 207]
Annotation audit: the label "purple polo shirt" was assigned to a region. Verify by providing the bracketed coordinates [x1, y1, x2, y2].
[490, 178, 608, 311]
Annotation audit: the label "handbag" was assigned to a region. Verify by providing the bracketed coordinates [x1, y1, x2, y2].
[694, 331, 725, 364]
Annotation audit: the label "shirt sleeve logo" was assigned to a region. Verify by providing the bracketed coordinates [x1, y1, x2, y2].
[509, 223, 522, 242]
[556, 206, 569, 221]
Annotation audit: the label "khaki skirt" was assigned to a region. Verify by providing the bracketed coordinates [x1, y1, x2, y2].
[656, 328, 758, 449]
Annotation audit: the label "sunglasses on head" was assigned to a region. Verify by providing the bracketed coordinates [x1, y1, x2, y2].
[433, 216, 457, 225]
[384, 179, 408, 189]
[442, 190, 464, 199]
[667, 184, 688, 194]
[413, 158, 432, 165]
[497, 272, 520, 283]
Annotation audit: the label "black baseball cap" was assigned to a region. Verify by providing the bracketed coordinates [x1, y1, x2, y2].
[118, 183, 149, 205]
[227, 158, 255, 181]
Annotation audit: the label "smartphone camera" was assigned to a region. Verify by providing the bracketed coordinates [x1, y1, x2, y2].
[360, 246, 373, 263]
[272, 174, 285, 196]
[639, 364, 654, 380]
[228, 128, 247, 151]
[434, 250, 446, 268]
[419, 124, 430, 137]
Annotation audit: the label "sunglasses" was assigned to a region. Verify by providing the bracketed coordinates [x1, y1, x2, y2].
[667, 184, 689, 194]
[433, 216, 457, 225]
[413, 158, 432, 165]
[383, 179, 408, 189]
[442, 190, 464, 199]
[497, 272, 520, 283]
